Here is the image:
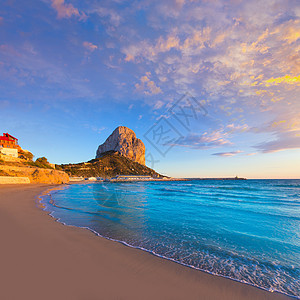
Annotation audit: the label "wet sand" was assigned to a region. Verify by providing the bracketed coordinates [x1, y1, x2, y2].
[0, 184, 291, 300]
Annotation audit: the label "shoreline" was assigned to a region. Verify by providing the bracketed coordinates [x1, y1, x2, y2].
[0, 184, 292, 300]
[40, 184, 295, 299]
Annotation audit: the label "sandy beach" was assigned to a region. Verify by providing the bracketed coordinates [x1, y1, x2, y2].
[0, 184, 291, 300]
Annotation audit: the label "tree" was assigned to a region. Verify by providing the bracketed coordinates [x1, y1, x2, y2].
[33, 157, 53, 169]
[36, 157, 49, 164]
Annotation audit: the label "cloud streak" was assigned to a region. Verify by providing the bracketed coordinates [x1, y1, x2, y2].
[255, 132, 300, 153]
[173, 129, 232, 149]
[212, 150, 242, 157]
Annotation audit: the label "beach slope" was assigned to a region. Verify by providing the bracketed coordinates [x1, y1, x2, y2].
[0, 184, 291, 300]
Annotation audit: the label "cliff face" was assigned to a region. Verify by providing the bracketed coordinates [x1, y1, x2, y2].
[96, 126, 145, 165]
[30, 168, 69, 184]
[0, 165, 69, 184]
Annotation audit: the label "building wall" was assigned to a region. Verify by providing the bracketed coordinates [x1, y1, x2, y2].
[0, 140, 20, 149]
[0, 153, 20, 162]
[0, 147, 18, 158]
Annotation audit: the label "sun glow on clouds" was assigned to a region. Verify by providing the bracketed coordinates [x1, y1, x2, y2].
[264, 75, 300, 86]
[135, 73, 162, 95]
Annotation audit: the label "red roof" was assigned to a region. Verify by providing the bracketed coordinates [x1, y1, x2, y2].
[0, 133, 18, 141]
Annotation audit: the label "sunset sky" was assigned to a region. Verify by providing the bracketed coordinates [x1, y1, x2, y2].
[0, 0, 299, 178]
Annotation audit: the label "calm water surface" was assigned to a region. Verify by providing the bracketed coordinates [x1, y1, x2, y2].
[41, 179, 300, 298]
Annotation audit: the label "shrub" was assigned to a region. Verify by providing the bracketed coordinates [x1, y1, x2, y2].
[36, 157, 49, 165]
[26, 157, 53, 169]
[19, 150, 34, 161]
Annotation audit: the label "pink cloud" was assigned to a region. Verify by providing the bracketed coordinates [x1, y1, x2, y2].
[83, 41, 98, 52]
[135, 73, 162, 95]
[246, 152, 258, 156]
[212, 150, 242, 157]
[51, 0, 80, 19]
[122, 34, 180, 62]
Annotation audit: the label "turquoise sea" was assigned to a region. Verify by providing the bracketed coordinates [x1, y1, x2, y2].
[41, 179, 300, 298]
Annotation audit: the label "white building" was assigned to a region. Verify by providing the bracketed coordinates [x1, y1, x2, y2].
[0, 147, 18, 158]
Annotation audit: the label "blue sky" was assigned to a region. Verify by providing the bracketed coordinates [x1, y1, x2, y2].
[0, 0, 299, 178]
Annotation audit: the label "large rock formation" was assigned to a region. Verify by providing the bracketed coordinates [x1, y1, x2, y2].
[96, 126, 145, 165]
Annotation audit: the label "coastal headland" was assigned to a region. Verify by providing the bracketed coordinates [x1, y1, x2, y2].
[0, 184, 290, 300]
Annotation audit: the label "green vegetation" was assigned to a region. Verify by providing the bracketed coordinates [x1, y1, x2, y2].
[18, 150, 34, 161]
[26, 157, 53, 169]
[59, 151, 163, 178]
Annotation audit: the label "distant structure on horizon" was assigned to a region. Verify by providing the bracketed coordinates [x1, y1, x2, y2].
[0, 133, 21, 158]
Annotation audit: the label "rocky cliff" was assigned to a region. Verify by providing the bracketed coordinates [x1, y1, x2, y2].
[0, 164, 69, 184]
[96, 126, 145, 165]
